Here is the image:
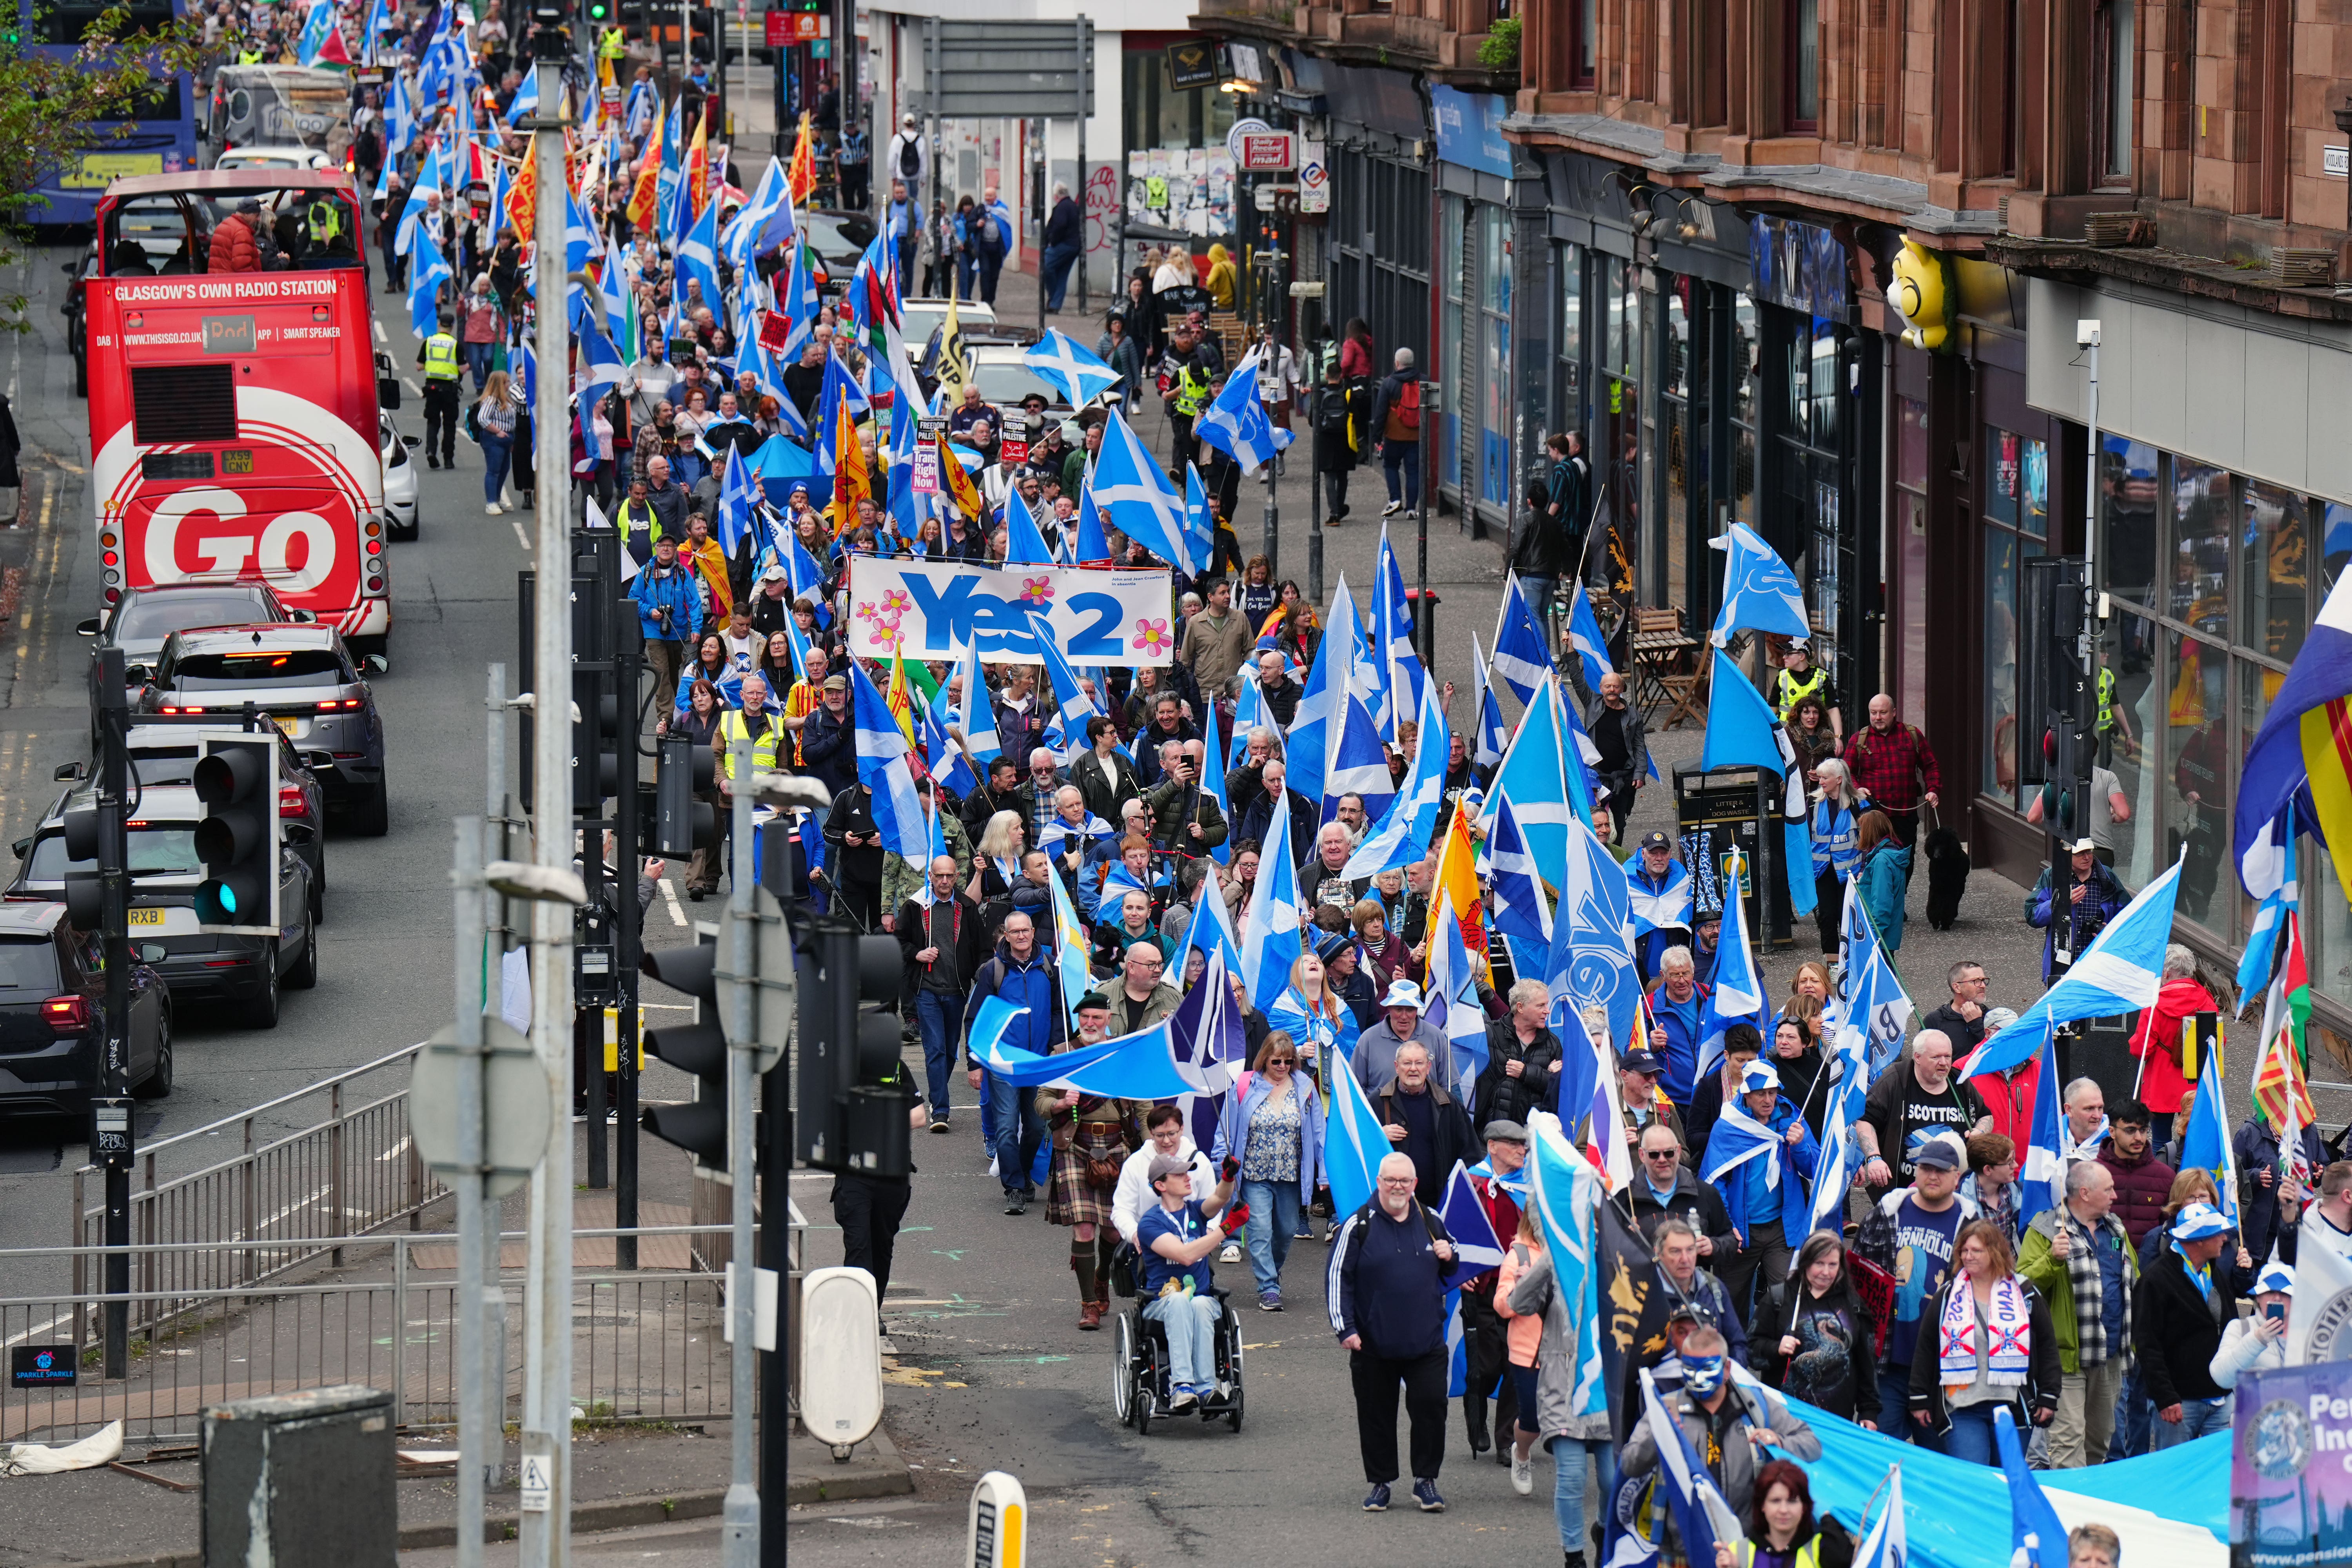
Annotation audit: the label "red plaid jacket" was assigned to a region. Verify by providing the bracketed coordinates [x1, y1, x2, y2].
[1841, 722, 1942, 815]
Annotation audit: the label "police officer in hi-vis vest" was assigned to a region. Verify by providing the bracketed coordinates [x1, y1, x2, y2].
[416, 313, 463, 469]
[1771, 639, 1842, 745]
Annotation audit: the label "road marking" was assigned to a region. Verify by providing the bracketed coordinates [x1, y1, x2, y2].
[659, 877, 687, 927]
[510, 518, 531, 551]
[375, 1134, 413, 1165]
[403, 376, 422, 395]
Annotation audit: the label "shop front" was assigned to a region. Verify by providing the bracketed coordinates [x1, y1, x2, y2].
[1430, 85, 1514, 536]
[1317, 61, 1430, 390]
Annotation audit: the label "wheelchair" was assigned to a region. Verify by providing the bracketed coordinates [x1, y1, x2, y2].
[1109, 1282, 1245, 1435]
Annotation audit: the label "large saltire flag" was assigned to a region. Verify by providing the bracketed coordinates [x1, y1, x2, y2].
[2014, 1027, 2065, 1231]
[1708, 521, 1811, 647]
[1527, 1111, 1609, 1419]
[2236, 565, 2352, 907]
[1488, 670, 1579, 873]
[964, 998, 1194, 1100]
[1285, 574, 1355, 809]
[1344, 670, 1448, 879]
[1237, 786, 1303, 1013]
[1321, 1046, 1391, 1220]
[1490, 571, 1551, 707]
[1699, 647, 1817, 916]
[847, 661, 929, 865]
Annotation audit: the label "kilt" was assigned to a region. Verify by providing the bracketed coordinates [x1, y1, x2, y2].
[1045, 1122, 1129, 1227]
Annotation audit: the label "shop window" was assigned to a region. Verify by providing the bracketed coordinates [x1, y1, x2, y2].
[2093, 0, 2134, 185]
[2098, 434, 2160, 608]
[1787, 0, 1820, 132]
[1663, 285, 1692, 611]
[1442, 196, 1467, 497]
[1730, 292, 1758, 525]
[1894, 397, 1929, 724]
[1479, 205, 1512, 510]
[2241, 479, 2310, 667]
[1981, 425, 2047, 809]
[2104, 607, 2158, 891]
[2165, 625, 2230, 928]
[2169, 457, 2230, 644]
[1555, 241, 1583, 441]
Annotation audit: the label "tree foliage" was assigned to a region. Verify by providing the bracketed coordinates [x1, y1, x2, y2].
[0, 3, 210, 227]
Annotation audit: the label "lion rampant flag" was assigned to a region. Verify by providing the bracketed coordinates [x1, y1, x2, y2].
[938, 436, 985, 523]
[684, 111, 710, 218]
[786, 111, 816, 205]
[505, 137, 537, 240]
[626, 105, 665, 230]
[831, 398, 870, 539]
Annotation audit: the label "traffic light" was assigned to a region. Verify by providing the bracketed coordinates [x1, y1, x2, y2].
[60, 804, 105, 931]
[649, 735, 717, 861]
[583, 0, 610, 24]
[192, 738, 279, 935]
[795, 916, 913, 1176]
[639, 931, 731, 1169]
[573, 670, 624, 811]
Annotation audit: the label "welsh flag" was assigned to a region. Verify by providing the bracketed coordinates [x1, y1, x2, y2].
[2252, 911, 2318, 1186]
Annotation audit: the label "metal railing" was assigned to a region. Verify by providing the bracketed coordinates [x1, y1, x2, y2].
[70, 1045, 441, 1332]
[4, 1227, 735, 1445]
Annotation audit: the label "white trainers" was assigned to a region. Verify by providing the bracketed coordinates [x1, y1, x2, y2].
[1510, 1450, 1533, 1496]
[1381, 500, 1403, 517]
[1218, 1241, 1241, 1264]
[485, 502, 503, 515]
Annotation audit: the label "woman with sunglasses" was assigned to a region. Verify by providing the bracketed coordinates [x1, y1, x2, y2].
[1211, 1033, 1325, 1311]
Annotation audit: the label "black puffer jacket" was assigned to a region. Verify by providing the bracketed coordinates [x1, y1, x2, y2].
[1474, 1018, 1561, 1134]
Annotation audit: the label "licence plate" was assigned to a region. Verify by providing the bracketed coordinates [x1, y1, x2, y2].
[127, 908, 167, 928]
[274, 716, 299, 736]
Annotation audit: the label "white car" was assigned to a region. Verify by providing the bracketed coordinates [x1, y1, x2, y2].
[213, 144, 337, 172]
[902, 297, 998, 348]
[380, 414, 418, 541]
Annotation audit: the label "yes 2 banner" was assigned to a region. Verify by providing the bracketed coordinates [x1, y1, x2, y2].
[843, 558, 1178, 666]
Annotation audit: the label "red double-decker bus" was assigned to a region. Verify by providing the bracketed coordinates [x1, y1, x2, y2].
[82, 169, 398, 648]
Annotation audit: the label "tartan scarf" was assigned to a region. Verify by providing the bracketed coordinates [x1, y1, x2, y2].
[2060, 1209, 2131, 1368]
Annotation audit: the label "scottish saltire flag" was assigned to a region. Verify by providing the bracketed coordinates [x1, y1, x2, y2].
[1547, 816, 1643, 1055]
[1808, 992, 1875, 1236]
[1344, 673, 1447, 878]
[1372, 527, 1426, 742]
[1024, 329, 1121, 408]
[1425, 894, 1490, 1097]
[296, 0, 339, 66]
[384, 69, 418, 157]
[1436, 1160, 1508, 1289]
[1285, 575, 1354, 811]
[503, 66, 539, 126]
[1029, 614, 1103, 760]
[1196, 351, 1295, 473]
[2238, 802, 2299, 999]
[1995, 1408, 2070, 1568]
[1002, 489, 1056, 566]
[1699, 647, 1816, 916]
[407, 234, 452, 340]
[1238, 791, 1303, 1012]
[1324, 690, 1394, 826]
[1488, 672, 1577, 873]
[361, 0, 392, 64]
[2237, 566, 2352, 906]
[722, 156, 795, 269]
[2015, 1028, 2065, 1230]
[1960, 852, 2186, 1081]
[964, 999, 1194, 1099]
[1322, 1053, 1392, 1221]
[624, 75, 657, 136]
[1853, 1465, 1906, 1568]
[1695, 872, 1768, 1077]
[922, 694, 977, 800]
[564, 187, 603, 275]
[775, 238, 822, 364]
[2177, 1051, 2240, 1229]
[1229, 670, 1262, 769]
[1091, 408, 1192, 570]
[1198, 695, 1232, 867]
[1708, 521, 1811, 647]
[674, 195, 724, 326]
[1470, 633, 1508, 770]
[395, 142, 447, 256]
[845, 662, 929, 864]
[1181, 465, 1216, 581]
[1567, 584, 1615, 691]
[1637, 1368, 1743, 1557]
[1528, 1111, 1608, 1417]
[1181, 856, 1245, 973]
[713, 446, 760, 557]
[1558, 681, 1609, 812]
[1489, 792, 1552, 947]
[1490, 573, 1551, 708]
[1074, 468, 1112, 561]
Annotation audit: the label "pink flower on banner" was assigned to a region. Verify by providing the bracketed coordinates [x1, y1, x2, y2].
[1020, 576, 1054, 606]
[882, 588, 913, 616]
[873, 624, 905, 653]
[1132, 619, 1172, 656]
[854, 601, 879, 622]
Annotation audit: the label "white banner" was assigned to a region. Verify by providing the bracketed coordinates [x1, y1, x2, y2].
[843, 558, 1178, 667]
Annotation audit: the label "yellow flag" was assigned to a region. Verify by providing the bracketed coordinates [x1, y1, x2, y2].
[939, 434, 985, 523]
[831, 399, 871, 539]
[787, 112, 816, 205]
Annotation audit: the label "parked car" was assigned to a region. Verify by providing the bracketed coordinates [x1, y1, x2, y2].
[800, 209, 879, 295]
[212, 144, 338, 172]
[901, 297, 998, 348]
[138, 624, 390, 836]
[0, 903, 171, 1116]
[7, 785, 314, 1028]
[381, 412, 419, 540]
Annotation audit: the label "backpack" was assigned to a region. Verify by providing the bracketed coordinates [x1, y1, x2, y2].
[980, 212, 1002, 247]
[1396, 379, 1421, 433]
[897, 134, 920, 179]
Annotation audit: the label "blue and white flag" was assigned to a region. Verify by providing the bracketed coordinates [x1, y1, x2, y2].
[1181, 464, 1216, 583]
[2015, 1027, 2065, 1230]
[395, 142, 447, 257]
[1547, 816, 1643, 1053]
[502, 65, 539, 126]
[1002, 489, 1056, 566]
[2176, 1047, 2239, 1229]
[1237, 787, 1303, 1013]
[1090, 408, 1191, 571]
[407, 234, 452, 341]
[922, 687, 977, 799]
[1488, 671, 1579, 873]
[721, 156, 796, 269]
[1491, 572, 1552, 708]
[295, 0, 339, 67]
[2238, 802, 2299, 1000]
[362, 0, 393, 64]
[1995, 1407, 2071, 1568]
[1372, 526, 1426, 743]
[1837, 878, 1916, 1078]
[1436, 1160, 1508, 1289]
[564, 187, 603, 276]
[773, 238, 821, 365]
[1195, 351, 1294, 474]
[1023, 329, 1121, 408]
[1708, 521, 1811, 647]
[1045, 869, 1093, 1025]
[1699, 647, 1816, 916]
[673, 194, 725, 333]
[384, 69, 419, 158]
[1960, 853, 2186, 1081]
[1323, 689, 1394, 826]
[1695, 857, 1768, 1077]
[1635, 1367, 1743, 1559]
[1285, 575, 1354, 811]
[1489, 791, 1553, 947]
[1199, 691, 1232, 867]
[1029, 610, 1104, 761]
[964, 999, 1195, 1100]
[1425, 892, 1491, 1098]
[1470, 633, 1508, 770]
[1181, 855, 1245, 973]
[1528, 1111, 1609, 1417]
[1322, 1051, 1392, 1221]
[954, 637, 1002, 765]
[848, 661, 930, 866]
[1567, 584, 1615, 691]
[1229, 668, 1262, 770]
[1853, 1466, 1907, 1568]
[713, 445, 760, 557]
[1344, 671, 1447, 878]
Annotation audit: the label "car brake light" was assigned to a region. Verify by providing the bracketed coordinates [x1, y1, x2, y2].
[278, 782, 310, 818]
[42, 995, 89, 1031]
[158, 704, 205, 715]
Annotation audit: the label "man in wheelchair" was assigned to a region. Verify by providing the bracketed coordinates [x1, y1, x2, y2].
[1136, 1153, 1247, 1414]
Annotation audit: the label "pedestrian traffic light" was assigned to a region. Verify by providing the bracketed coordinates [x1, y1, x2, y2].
[650, 735, 717, 860]
[640, 932, 731, 1170]
[573, 670, 624, 810]
[795, 915, 913, 1177]
[59, 804, 106, 932]
[192, 738, 279, 935]
[582, 0, 610, 25]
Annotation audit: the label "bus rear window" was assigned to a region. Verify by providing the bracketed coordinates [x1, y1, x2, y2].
[167, 650, 345, 687]
[132, 364, 236, 445]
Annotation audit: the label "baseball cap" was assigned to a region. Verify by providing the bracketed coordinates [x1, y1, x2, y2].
[1911, 1136, 1964, 1172]
[1640, 831, 1673, 853]
[1147, 1154, 1191, 1183]
[902, 111, 917, 124]
[821, 674, 847, 691]
[760, 563, 787, 582]
[1983, 1006, 2019, 1034]
[1621, 1048, 1664, 1076]
[1380, 979, 1425, 1011]
[1484, 1120, 1530, 1145]
[2170, 1201, 2230, 1241]
[1739, 1060, 1781, 1094]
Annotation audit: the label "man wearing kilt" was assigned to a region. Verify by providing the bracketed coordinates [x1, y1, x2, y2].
[1042, 993, 1149, 1331]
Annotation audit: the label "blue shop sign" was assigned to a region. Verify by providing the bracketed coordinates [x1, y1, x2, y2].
[1748, 215, 1852, 321]
[1430, 85, 1512, 181]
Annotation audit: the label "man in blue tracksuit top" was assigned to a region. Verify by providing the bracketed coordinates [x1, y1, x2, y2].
[964, 910, 1063, 1213]
[1701, 1058, 1822, 1328]
[1330, 1151, 1459, 1514]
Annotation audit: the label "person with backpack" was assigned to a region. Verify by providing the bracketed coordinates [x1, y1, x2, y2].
[887, 111, 927, 202]
[1312, 359, 1358, 523]
[1368, 347, 1423, 519]
[884, 178, 920, 297]
[962, 910, 1063, 1214]
[973, 184, 1015, 304]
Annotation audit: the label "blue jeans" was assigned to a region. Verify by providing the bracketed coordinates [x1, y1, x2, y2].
[1239, 1178, 1303, 1296]
[1144, 1291, 1221, 1392]
[989, 1071, 1045, 1197]
[480, 433, 513, 503]
[1521, 575, 1557, 651]
[955, 253, 978, 302]
[1041, 242, 1078, 311]
[1549, 1435, 1615, 1553]
[2150, 1395, 2230, 1450]
[463, 340, 494, 392]
[2107, 1363, 2151, 1459]
[978, 1065, 999, 1150]
[1879, 1366, 1930, 1447]
[1942, 1403, 2002, 1465]
[1383, 440, 1421, 510]
[913, 991, 955, 1119]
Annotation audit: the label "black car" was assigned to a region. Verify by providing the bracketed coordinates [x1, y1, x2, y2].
[0, 903, 171, 1116]
[142, 623, 390, 836]
[801, 209, 879, 296]
[8, 784, 317, 1028]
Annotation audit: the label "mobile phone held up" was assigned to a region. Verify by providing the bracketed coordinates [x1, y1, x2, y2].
[2265, 1300, 2288, 1323]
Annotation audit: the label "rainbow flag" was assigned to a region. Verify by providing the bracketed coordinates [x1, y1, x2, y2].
[2237, 570, 2352, 906]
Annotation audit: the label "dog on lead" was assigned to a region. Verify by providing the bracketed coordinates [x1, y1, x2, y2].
[1923, 818, 1970, 931]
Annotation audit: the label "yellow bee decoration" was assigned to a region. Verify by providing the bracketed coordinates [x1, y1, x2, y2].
[1888, 236, 1955, 352]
